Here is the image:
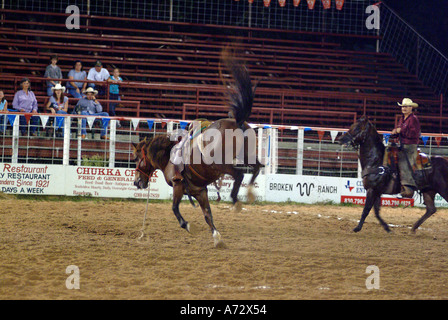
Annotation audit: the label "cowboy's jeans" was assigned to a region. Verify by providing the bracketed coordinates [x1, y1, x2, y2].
[398, 144, 418, 187]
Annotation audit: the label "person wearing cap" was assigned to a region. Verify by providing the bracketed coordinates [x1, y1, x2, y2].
[45, 84, 69, 137]
[74, 87, 109, 139]
[11, 78, 39, 136]
[391, 98, 421, 198]
[44, 55, 63, 96]
[87, 60, 110, 97]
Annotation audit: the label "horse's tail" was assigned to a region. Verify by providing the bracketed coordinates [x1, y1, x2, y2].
[222, 50, 255, 128]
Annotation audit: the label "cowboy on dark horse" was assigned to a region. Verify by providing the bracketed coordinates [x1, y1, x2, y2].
[391, 98, 421, 198]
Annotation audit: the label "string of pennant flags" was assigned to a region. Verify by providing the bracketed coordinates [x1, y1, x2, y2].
[5, 114, 447, 147]
[235, 0, 345, 10]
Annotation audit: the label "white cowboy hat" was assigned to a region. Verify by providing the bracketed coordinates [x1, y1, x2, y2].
[397, 98, 418, 108]
[51, 83, 66, 92]
[83, 87, 98, 95]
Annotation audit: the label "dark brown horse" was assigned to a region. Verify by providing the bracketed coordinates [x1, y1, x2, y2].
[338, 116, 448, 233]
[132, 55, 263, 247]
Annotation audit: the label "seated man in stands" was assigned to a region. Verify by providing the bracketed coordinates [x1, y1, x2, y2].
[87, 60, 110, 97]
[74, 87, 109, 139]
[11, 78, 39, 136]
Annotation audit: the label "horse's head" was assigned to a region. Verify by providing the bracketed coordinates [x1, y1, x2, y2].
[338, 116, 372, 148]
[132, 138, 155, 189]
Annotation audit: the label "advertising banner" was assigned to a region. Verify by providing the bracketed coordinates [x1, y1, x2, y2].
[0, 163, 65, 195]
[65, 166, 170, 200]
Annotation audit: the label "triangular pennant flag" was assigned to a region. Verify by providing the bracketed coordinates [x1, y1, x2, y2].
[336, 0, 344, 10]
[307, 0, 316, 9]
[318, 130, 325, 142]
[322, 0, 331, 9]
[24, 113, 32, 124]
[161, 121, 167, 129]
[102, 118, 110, 129]
[421, 136, 429, 146]
[293, 0, 301, 6]
[55, 116, 65, 129]
[87, 116, 95, 129]
[248, 0, 254, 3]
[435, 136, 442, 147]
[263, 0, 271, 7]
[147, 120, 154, 130]
[179, 121, 188, 130]
[39, 115, 49, 129]
[304, 127, 312, 132]
[383, 133, 390, 145]
[7, 114, 16, 126]
[131, 118, 140, 131]
[263, 125, 272, 129]
[278, 0, 286, 7]
[330, 131, 338, 143]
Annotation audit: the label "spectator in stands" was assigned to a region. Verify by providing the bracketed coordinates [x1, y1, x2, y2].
[74, 87, 109, 139]
[0, 90, 8, 133]
[67, 60, 87, 99]
[44, 55, 63, 96]
[45, 83, 69, 137]
[87, 60, 110, 97]
[108, 68, 122, 127]
[11, 78, 39, 136]
[391, 98, 421, 198]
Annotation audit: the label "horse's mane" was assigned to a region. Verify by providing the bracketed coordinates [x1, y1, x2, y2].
[147, 134, 176, 168]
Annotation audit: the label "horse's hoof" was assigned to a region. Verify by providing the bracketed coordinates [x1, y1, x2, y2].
[213, 230, 226, 248]
[353, 227, 361, 233]
[247, 186, 255, 204]
[232, 201, 242, 213]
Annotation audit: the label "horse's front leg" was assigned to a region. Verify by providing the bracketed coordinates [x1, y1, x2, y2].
[195, 188, 224, 248]
[172, 181, 190, 232]
[354, 188, 379, 232]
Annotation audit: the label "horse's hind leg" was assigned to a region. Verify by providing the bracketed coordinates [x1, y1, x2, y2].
[412, 190, 437, 232]
[373, 195, 391, 232]
[195, 188, 224, 248]
[172, 182, 190, 232]
[230, 169, 244, 212]
[247, 159, 262, 204]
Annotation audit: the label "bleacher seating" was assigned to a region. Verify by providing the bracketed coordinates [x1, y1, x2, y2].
[1, 9, 445, 133]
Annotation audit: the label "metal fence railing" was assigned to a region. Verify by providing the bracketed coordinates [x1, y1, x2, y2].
[1, 114, 448, 179]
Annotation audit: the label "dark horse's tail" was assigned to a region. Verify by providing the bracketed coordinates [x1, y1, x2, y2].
[222, 51, 256, 128]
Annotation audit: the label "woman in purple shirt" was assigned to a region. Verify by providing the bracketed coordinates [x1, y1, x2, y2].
[11, 78, 39, 136]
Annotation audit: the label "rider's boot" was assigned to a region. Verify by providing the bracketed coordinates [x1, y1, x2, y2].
[173, 164, 183, 182]
[400, 185, 415, 198]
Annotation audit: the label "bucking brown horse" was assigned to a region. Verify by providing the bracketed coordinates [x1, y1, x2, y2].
[132, 54, 263, 247]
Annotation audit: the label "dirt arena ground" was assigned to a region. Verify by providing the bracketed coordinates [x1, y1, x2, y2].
[1, 194, 448, 300]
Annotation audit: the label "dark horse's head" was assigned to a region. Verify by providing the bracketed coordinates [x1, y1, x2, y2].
[338, 116, 374, 149]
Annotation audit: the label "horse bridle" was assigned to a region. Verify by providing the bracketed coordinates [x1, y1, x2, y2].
[136, 146, 152, 179]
